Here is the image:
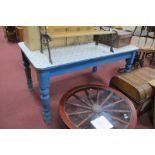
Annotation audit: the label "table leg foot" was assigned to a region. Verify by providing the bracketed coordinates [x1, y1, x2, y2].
[39, 71, 52, 123]
[92, 66, 97, 73]
[43, 111, 52, 123]
[124, 63, 132, 73]
[40, 87, 52, 123]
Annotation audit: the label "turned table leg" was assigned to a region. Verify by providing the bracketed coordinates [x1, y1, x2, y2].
[124, 51, 136, 73]
[38, 70, 51, 123]
[21, 51, 33, 91]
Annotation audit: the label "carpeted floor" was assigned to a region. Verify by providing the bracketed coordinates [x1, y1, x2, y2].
[0, 27, 153, 129]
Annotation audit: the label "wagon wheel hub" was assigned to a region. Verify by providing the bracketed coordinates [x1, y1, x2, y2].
[92, 104, 102, 113]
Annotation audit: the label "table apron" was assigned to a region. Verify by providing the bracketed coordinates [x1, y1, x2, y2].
[43, 50, 137, 77]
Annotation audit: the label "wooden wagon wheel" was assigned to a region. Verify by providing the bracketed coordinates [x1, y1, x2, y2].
[59, 84, 137, 129]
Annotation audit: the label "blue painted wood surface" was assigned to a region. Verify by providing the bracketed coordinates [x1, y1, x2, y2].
[38, 70, 51, 123]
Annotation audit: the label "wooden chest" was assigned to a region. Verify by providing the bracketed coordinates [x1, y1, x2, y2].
[94, 29, 132, 48]
[110, 67, 155, 112]
[23, 26, 95, 51]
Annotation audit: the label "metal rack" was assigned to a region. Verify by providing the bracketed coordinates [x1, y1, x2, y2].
[39, 26, 116, 64]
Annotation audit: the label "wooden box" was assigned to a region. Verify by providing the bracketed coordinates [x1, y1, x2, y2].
[16, 26, 24, 41]
[66, 27, 94, 46]
[110, 67, 155, 112]
[23, 26, 95, 51]
[48, 27, 67, 48]
[48, 26, 94, 47]
[23, 26, 40, 51]
[94, 29, 132, 48]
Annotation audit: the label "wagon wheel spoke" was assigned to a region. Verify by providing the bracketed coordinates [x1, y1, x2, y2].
[84, 89, 95, 105]
[111, 116, 129, 125]
[66, 102, 92, 110]
[96, 88, 100, 104]
[73, 94, 92, 107]
[100, 92, 113, 106]
[102, 99, 124, 109]
[77, 114, 93, 128]
[103, 109, 130, 113]
[67, 110, 92, 116]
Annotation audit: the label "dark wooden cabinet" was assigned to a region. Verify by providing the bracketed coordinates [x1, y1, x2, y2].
[3, 26, 23, 42]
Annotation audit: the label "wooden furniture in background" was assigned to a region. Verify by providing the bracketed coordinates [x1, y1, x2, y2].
[23, 27, 40, 51]
[16, 26, 23, 41]
[110, 67, 155, 114]
[4, 26, 18, 42]
[112, 26, 124, 30]
[132, 26, 155, 67]
[148, 79, 155, 127]
[3, 26, 23, 42]
[94, 29, 132, 48]
[23, 26, 99, 51]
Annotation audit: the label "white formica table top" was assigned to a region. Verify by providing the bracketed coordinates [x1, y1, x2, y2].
[18, 42, 138, 70]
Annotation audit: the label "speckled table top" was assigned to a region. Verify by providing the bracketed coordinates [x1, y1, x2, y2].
[18, 42, 138, 70]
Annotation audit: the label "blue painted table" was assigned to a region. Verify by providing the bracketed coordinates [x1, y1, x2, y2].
[18, 42, 138, 123]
